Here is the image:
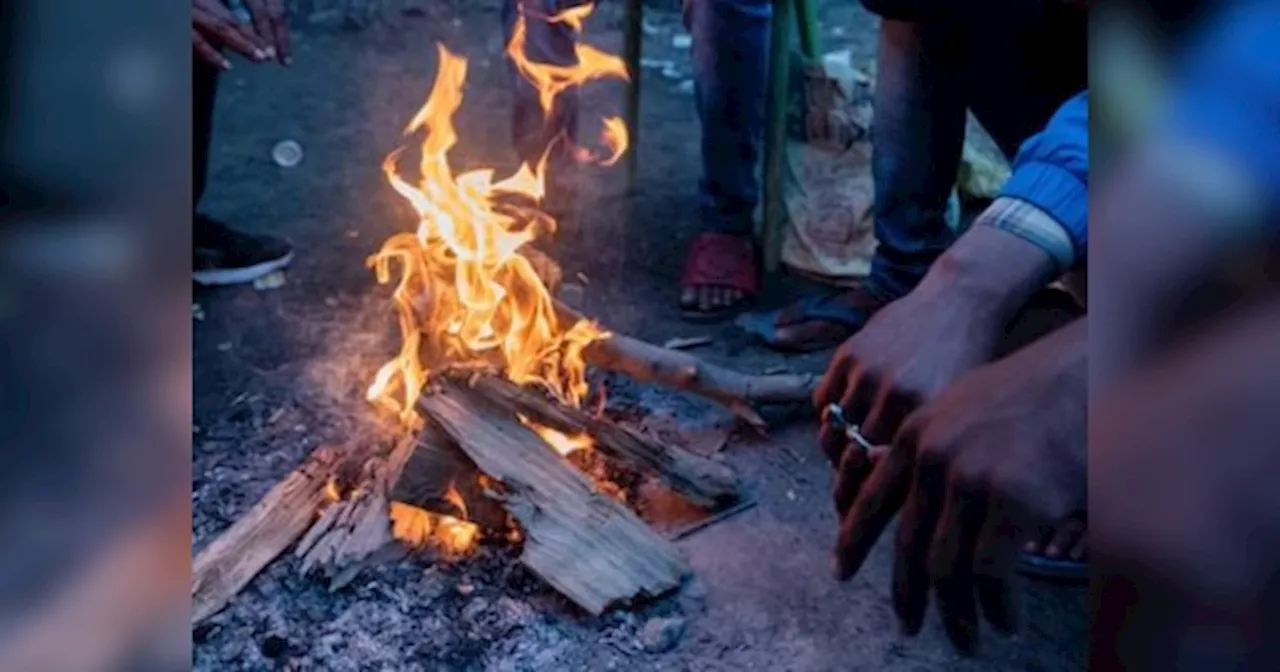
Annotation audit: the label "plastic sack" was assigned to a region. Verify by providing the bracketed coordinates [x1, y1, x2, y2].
[778, 50, 1010, 287]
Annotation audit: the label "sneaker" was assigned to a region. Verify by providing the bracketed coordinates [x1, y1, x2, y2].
[193, 215, 294, 286]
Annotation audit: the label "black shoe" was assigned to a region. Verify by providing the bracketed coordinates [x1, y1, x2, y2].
[193, 215, 294, 286]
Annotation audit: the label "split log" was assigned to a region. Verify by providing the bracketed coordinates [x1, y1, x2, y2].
[419, 381, 689, 614]
[294, 437, 416, 590]
[464, 373, 740, 508]
[555, 301, 819, 429]
[192, 445, 342, 625]
[389, 421, 509, 532]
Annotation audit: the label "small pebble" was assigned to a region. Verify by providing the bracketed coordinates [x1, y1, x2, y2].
[457, 582, 475, 596]
[271, 140, 304, 168]
[254, 271, 286, 290]
[640, 616, 686, 653]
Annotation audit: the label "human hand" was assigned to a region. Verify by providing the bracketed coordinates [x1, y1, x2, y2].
[815, 223, 1058, 464]
[832, 319, 1087, 654]
[242, 0, 292, 66]
[193, 0, 272, 70]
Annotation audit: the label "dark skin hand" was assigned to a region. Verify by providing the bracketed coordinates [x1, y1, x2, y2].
[193, 0, 292, 70]
[832, 319, 1087, 654]
[815, 222, 1059, 456]
[243, 0, 293, 66]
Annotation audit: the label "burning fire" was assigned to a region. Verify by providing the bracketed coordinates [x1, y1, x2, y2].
[389, 500, 479, 556]
[366, 3, 629, 424]
[518, 414, 593, 457]
[388, 482, 479, 555]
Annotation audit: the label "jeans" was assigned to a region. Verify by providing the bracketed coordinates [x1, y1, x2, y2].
[867, 3, 1086, 301]
[504, 0, 770, 237]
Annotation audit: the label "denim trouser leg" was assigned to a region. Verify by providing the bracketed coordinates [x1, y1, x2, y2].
[685, 0, 771, 237]
[867, 20, 968, 301]
[502, 0, 582, 165]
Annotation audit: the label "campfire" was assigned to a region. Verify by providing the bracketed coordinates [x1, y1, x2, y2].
[193, 3, 818, 624]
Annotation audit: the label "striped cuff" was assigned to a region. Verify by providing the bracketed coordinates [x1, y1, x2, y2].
[975, 197, 1076, 273]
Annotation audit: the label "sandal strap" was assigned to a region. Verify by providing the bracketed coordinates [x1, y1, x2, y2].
[681, 233, 759, 295]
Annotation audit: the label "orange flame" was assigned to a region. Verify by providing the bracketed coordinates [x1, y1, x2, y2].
[518, 414, 593, 457]
[366, 3, 628, 424]
[389, 501, 479, 556]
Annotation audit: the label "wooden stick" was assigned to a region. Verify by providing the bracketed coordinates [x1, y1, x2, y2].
[294, 437, 416, 590]
[556, 301, 818, 430]
[389, 422, 509, 532]
[464, 373, 741, 508]
[419, 382, 688, 614]
[192, 445, 342, 625]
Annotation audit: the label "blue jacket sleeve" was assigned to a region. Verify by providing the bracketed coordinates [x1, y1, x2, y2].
[999, 91, 1089, 264]
[1159, 0, 1280, 212]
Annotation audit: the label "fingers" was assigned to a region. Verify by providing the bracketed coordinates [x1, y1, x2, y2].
[193, 29, 232, 70]
[833, 446, 878, 518]
[818, 413, 849, 466]
[270, 0, 293, 65]
[891, 458, 947, 635]
[928, 481, 987, 655]
[193, 6, 269, 62]
[242, 0, 279, 62]
[814, 348, 853, 411]
[838, 368, 878, 429]
[834, 442, 914, 581]
[972, 504, 1026, 634]
[862, 386, 920, 445]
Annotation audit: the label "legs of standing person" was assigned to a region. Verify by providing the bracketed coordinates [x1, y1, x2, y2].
[502, 0, 581, 212]
[192, 59, 294, 286]
[747, 19, 966, 349]
[865, 20, 967, 303]
[679, 0, 771, 319]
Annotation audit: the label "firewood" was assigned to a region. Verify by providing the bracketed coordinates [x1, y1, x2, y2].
[463, 373, 740, 508]
[555, 301, 819, 430]
[192, 445, 342, 625]
[419, 382, 689, 614]
[294, 437, 416, 590]
[389, 421, 510, 532]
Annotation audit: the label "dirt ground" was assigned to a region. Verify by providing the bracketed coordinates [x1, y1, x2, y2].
[191, 2, 1087, 669]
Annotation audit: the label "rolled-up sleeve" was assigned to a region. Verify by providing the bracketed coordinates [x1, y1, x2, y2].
[996, 92, 1089, 269]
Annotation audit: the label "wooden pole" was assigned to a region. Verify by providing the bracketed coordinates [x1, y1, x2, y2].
[760, 0, 794, 274]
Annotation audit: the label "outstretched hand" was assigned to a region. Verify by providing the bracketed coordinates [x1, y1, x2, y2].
[193, 0, 291, 70]
[815, 224, 1059, 467]
[831, 319, 1087, 654]
[243, 0, 292, 66]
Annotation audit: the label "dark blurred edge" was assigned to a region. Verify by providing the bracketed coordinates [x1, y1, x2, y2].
[1090, 0, 1280, 670]
[0, 0, 192, 670]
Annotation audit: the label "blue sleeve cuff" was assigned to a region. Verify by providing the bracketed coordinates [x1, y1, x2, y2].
[999, 160, 1089, 261]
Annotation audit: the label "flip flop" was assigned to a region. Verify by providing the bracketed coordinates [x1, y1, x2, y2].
[680, 233, 759, 323]
[736, 293, 875, 352]
[1018, 552, 1089, 583]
